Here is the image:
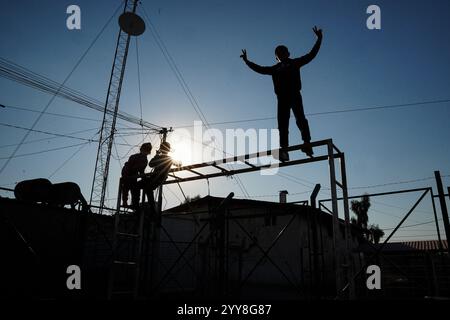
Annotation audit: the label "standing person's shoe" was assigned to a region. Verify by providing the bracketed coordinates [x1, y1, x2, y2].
[301, 141, 314, 158]
[130, 203, 140, 212]
[279, 150, 290, 162]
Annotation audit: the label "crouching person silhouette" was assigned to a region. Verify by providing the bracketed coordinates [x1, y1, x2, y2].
[121, 142, 152, 210]
[140, 142, 180, 217]
[241, 26, 323, 161]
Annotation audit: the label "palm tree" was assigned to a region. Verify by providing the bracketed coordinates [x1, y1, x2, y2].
[350, 194, 371, 231]
[368, 224, 385, 244]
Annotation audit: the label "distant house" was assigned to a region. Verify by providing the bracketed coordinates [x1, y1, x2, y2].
[359, 240, 448, 253]
[356, 240, 450, 298]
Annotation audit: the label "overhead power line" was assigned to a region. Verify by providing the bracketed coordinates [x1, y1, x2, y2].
[382, 219, 443, 231]
[0, 1, 125, 176]
[0, 127, 98, 148]
[173, 98, 450, 128]
[250, 190, 312, 199]
[0, 122, 98, 142]
[0, 58, 163, 131]
[348, 176, 442, 190]
[48, 133, 98, 179]
[0, 142, 91, 160]
[141, 5, 251, 199]
[2, 104, 101, 122]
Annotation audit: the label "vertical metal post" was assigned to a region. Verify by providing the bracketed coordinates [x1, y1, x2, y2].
[150, 128, 168, 291]
[310, 184, 321, 209]
[132, 206, 145, 299]
[310, 184, 321, 296]
[225, 209, 230, 295]
[157, 129, 168, 214]
[306, 208, 313, 293]
[430, 190, 444, 252]
[327, 140, 342, 297]
[339, 153, 354, 299]
[434, 171, 450, 255]
[217, 207, 225, 296]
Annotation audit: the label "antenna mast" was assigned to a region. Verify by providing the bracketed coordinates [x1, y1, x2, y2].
[90, 0, 145, 213]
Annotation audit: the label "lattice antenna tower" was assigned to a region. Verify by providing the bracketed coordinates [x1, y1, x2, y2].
[90, 0, 146, 213]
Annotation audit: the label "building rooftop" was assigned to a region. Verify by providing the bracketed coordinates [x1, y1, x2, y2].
[358, 240, 448, 253]
[163, 195, 312, 215]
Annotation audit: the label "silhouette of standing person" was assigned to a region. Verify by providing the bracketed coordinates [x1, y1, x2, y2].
[121, 142, 152, 209]
[241, 26, 323, 161]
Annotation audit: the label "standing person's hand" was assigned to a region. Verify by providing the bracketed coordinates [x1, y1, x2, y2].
[313, 26, 323, 39]
[240, 49, 248, 61]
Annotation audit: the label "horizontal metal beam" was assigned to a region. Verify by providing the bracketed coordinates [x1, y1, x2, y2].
[212, 164, 229, 173]
[187, 169, 204, 176]
[318, 187, 431, 203]
[161, 139, 343, 185]
[169, 139, 335, 173]
[433, 193, 449, 198]
[163, 154, 338, 185]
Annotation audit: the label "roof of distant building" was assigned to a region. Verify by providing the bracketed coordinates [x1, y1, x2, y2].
[163, 195, 311, 215]
[358, 240, 448, 253]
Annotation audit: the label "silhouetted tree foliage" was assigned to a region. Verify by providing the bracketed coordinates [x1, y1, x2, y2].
[368, 224, 385, 244]
[350, 194, 370, 230]
[350, 194, 385, 243]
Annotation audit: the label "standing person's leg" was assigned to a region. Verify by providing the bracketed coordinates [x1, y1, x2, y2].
[277, 96, 291, 149]
[121, 178, 130, 206]
[143, 183, 158, 222]
[143, 180, 155, 210]
[139, 178, 156, 214]
[291, 92, 311, 143]
[292, 92, 313, 156]
[130, 178, 140, 209]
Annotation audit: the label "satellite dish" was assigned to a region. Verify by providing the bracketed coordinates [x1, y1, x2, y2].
[119, 12, 145, 36]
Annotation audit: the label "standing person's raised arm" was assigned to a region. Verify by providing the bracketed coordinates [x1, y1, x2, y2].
[240, 49, 273, 75]
[295, 26, 323, 67]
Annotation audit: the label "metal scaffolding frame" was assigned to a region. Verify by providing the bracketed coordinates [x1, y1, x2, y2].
[151, 138, 353, 298]
[318, 185, 449, 298]
[318, 187, 445, 254]
[150, 198, 311, 298]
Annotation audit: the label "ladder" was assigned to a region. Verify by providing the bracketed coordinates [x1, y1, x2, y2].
[107, 179, 145, 299]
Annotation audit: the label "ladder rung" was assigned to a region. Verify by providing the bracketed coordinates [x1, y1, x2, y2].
[114, 260, 137, 266]
[117, 232, 139, 238]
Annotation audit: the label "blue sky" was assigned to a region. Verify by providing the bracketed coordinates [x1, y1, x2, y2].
[0, 0, 449, 241]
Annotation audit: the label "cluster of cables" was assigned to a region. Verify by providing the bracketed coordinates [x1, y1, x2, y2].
[0, 57, 161, 132]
